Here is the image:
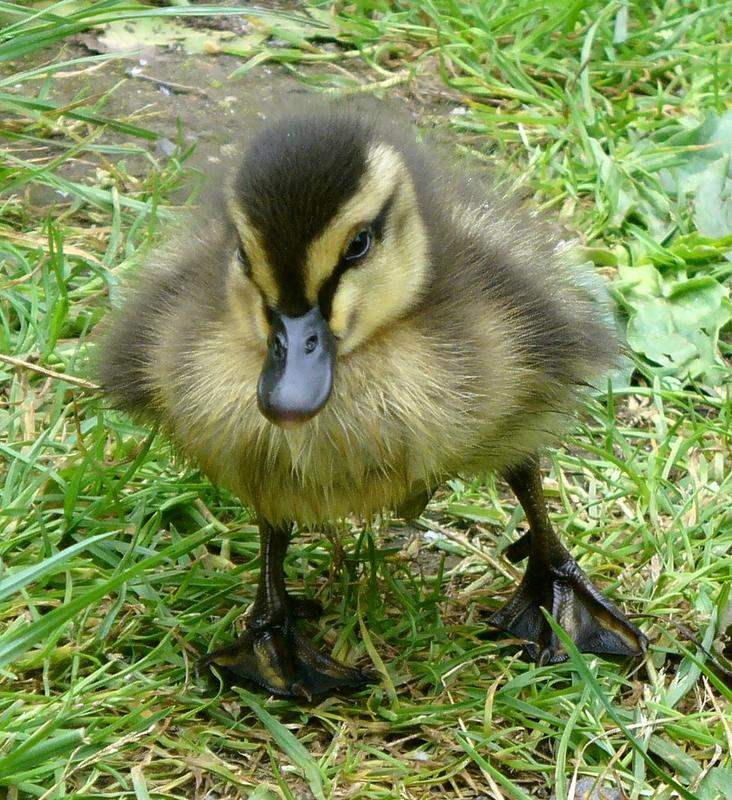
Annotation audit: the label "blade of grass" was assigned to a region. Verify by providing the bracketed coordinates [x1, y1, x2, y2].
[236, 690, 327, 800]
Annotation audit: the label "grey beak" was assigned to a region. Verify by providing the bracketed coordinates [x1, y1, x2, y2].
[257, 306, 336, 427]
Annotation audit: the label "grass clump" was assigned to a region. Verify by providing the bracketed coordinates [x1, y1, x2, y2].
[0, 1, 730, 799]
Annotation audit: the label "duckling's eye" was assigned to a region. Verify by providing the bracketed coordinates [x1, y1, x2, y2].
[344, 229, 372, 263]
[236, 243, 251, 275]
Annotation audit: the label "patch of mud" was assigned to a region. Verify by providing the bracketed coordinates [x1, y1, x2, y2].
[4, 40, 308, 206]
[3, 7, 466, 209]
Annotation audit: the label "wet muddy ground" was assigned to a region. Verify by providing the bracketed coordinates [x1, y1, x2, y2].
[3, 8, 462, 206]
[5, 42, 302, 203]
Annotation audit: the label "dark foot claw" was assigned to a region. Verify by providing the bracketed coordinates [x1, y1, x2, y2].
[201, 619, 375, 699]
[491, 556, 648, 664]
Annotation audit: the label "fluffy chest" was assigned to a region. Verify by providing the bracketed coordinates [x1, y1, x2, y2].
[157, 318, 485, 523]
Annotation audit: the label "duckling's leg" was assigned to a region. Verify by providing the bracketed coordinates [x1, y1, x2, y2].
[202, 520, 374, 699]
[490, 458, 647, 665]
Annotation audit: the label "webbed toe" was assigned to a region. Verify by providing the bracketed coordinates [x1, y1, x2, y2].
[491, 554, 647, 665]
[202, 620, 375, 699]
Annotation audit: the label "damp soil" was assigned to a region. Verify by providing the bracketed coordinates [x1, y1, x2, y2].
[3, 5, 464, 209]
[4, 38, 306, 205]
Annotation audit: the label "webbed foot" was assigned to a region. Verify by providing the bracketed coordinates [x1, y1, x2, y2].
[490, 543, 648, 664]
[493, 459, 648, 666]
[202, 616, 376, 699]
[202, 520, 376, 699]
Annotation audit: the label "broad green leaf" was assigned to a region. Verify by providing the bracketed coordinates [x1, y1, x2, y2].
[624, 279, 731, 385]
[659, 111, 732, 238]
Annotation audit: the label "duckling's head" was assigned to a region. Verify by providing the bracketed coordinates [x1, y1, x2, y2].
[225, 108, 431, 428]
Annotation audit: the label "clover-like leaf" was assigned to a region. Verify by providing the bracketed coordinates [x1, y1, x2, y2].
[624, 277, 731, 386]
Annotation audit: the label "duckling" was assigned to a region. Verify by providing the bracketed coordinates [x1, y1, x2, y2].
[100, 101, 647, 699]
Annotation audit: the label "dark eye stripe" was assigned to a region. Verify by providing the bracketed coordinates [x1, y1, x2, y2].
[318, 270, 345, 322]
[236, 242, 251, 276]
[318, 188, 398, 319]
[371, 190, 396, 241]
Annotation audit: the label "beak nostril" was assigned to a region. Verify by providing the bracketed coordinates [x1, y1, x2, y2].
[304, 334, 318, 354]
[272, 334, 287, 361]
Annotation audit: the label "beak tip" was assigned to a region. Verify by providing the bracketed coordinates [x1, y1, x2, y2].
[257, 399, 316, 429]
[257, 379, 329, 428]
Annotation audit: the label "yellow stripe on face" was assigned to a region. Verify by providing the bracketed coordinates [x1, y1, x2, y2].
[329, 184, 429, 352]
[226, 186, 280, 307]
[303, 144, 405, 304]
[304, 142, 430, 354]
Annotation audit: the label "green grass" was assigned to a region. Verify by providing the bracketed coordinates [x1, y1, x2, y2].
[1, 1, 731, 798]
